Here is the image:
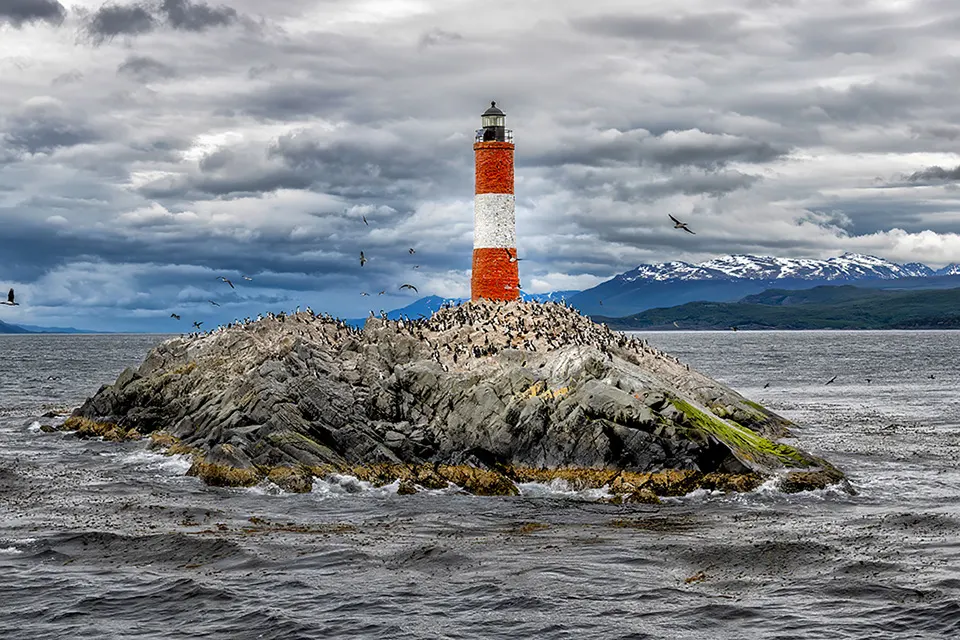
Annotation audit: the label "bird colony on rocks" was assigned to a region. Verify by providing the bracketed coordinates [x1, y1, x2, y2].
[65, 299, 846, 501]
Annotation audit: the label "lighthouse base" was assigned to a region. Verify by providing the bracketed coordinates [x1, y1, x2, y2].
[471, 248, 519, 301]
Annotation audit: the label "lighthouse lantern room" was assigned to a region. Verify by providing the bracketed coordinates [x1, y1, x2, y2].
[472, 101, 519, 301]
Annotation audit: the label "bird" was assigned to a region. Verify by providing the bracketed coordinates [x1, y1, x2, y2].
[409, 248, 416, 254]
[361, 292, 370, 296]
[503, 248, 522, 263]
[378, 290, 386, 296]
[360, 251, 367, 267]
[669, 214, 695, 234]
[763, 382, 770, 389]
[413, 265, 420, 269]
[241, 275, 253, 281]
[928, 374, 936, 380]
[362, 215, 368, 226]
[730, 326, 738, 332]
[1, 288, 17, 306]
[170, 313, 181, 320]
[825, 375, 838, 385]
[217, 276, 235, 289]
[400, 284, 418, 293]
[209, 300, 220, 307]
[673, 321, 680, 328]
[192, 321, 203, 330]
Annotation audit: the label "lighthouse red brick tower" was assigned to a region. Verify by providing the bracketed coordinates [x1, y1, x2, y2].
[472, 101, 519, 301]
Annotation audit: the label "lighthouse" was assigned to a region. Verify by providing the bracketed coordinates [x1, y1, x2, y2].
[472, 101, 519, 301]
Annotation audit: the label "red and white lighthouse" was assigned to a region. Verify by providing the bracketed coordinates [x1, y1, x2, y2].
[472, 101, 519, 301]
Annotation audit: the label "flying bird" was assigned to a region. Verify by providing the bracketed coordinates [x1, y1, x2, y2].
[217, 276, 235, 289]
[360, 251, 367, 267]
[170, 313, 181, 320]
[209, 300, 220, 307]
[503, 248, 522, 263]
[413, 265, 420, 269]
[362, 215, 368, 226]
[825, 375, 838, 385]
[669, 214, 695, 235]
[409, 248, 416, 254]
[763, 382, 770, 389]
[1, 288, 17, 306]
[672, 321, 680, 328]
[241, 275, 253, 281]
[378, 290, 386, 296]
[400, 284, 418, 293]
[361, 292, 370, 296]
[192, 321, 203, 330]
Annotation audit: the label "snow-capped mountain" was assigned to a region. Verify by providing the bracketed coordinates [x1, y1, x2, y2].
[571, 253, 960, 318]
[616, 253, 936, 283]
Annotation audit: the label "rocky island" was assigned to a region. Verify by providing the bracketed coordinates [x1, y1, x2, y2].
[66, 300, 846, 501]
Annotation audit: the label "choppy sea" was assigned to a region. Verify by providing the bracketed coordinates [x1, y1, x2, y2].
[0, 331, 958, 639]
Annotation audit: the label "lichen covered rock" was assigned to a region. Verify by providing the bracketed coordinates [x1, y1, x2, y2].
[72, 299, 846, 497]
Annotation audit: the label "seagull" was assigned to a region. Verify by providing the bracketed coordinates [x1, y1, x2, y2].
[413, 265, 420, 269]
[825, 375, 838, 385]
[672, 321, 680, 328]
[669, 214, 695, 235]
[928, 374, 936, 380]
[378, 290, 386, 296]
[763, 382, 770, 389]
[360, 251, 367, 267]
[503, 248, 522, 263]
[400, 284, 418, 293]
[170, 313, 181, 320]
[361, 292, 370, 296]
[362, 215, 368, 226]
[192, 321, 203, 330]
[1, 288, 17, 306]
[241, 275, 253, 281]
[409, 248, 416, 254]
[208, 300, 220, 307]
[217, 276, 235, 289]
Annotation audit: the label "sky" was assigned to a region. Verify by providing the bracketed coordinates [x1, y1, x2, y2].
[2, 0, 960, 331]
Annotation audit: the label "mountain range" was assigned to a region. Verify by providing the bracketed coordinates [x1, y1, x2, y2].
[597, 285, 960, 330]
[0, 320, 100, 334]
[569, 253, 960, 317]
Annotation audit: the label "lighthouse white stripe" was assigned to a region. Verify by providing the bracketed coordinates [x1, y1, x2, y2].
[473, 193, 516, 249]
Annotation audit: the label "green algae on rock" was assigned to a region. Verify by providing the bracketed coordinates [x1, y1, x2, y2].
[71, 299, 848, 497]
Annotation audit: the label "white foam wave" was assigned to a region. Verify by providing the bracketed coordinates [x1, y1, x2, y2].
[120, 449, 194, 475]
[27, 421, 42, 432]
[0, 547, 23, 555]
[517, 478, 613, 501]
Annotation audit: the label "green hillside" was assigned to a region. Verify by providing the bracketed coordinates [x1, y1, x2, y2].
[597, 285, 960, 330]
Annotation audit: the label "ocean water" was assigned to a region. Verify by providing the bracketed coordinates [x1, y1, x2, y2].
[0, 331, 958, 639]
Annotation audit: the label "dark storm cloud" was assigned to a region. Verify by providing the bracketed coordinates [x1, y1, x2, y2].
[158, 0, 237, 31]
[117, 55, 177, 81]
[572, 12, 746, 42]
[83, 3, 156, 42]
[525, 129, 788, 170]
[82, 0, 237, 43]
[906, 165, 960, 183]
[2, 102, 100, 154]
[0, 0, 65, 26]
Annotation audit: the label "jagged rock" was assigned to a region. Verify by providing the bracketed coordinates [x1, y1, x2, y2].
[72, 299, 846, 497]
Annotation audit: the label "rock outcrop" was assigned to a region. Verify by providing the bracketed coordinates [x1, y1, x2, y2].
[71, 299, 846, 497]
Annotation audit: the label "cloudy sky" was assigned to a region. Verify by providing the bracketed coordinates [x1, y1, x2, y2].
[2, 0, 960, 331]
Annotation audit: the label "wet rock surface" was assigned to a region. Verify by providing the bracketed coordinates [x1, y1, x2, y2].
[71, 300, 845, 496]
